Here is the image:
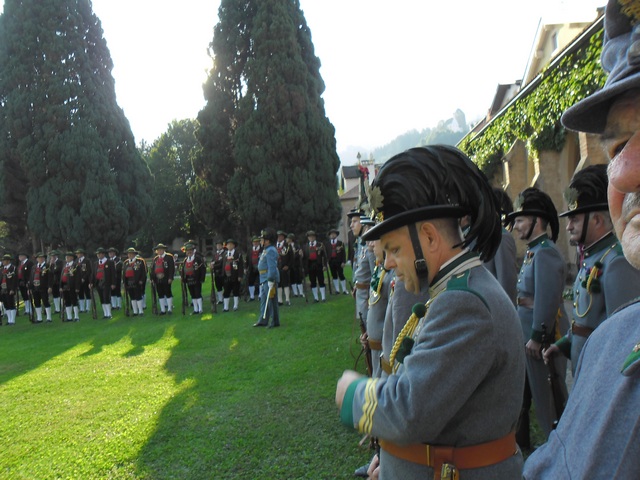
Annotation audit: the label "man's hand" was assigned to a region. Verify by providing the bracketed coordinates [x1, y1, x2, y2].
[526, 339, 542, 359]
[168, 278, 172, 284]
[367, 454, 380, 480]
[336, 370, 364, 410]
[542, 343, 560, 364]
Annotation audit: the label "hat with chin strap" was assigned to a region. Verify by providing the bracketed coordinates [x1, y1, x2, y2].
[505, 187, 560, 242]
[559, 164, 610, 244]
[562, 1, 640, 133]
[362, 145, 501, 279]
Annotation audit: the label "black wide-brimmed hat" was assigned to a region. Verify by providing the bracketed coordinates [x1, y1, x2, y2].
[559, 164, 609, 217]
[125, 247, 137, 254]
[361, 145, 501, 261]
[506, 187, 560, 241]
[562, 1, 639, 133]
[346, 208, 363, 218]
[306, 230, 316, 237]
[154, 243, 168, 250]
[328, 228, 340, 235]
[261, 228, 277, 243]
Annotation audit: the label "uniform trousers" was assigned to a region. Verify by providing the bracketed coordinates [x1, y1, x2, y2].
[307, 261, 324, 288]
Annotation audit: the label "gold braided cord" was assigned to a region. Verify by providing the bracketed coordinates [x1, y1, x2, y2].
[575, 244, 616, 318]
[388, 313, 420, 373]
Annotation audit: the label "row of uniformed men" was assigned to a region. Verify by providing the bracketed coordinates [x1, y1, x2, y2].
[336, 16, 640, 470]
[339, 158, 640, 478]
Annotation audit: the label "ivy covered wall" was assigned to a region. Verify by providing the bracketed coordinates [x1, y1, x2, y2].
[459, 28, 607, 180]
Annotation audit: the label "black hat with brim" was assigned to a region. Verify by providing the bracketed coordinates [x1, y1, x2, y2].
[362, 205, 469, 241]
[505, 187, 560, 241]
[559, 164, 610, 217]
[562, 2, 638, 133]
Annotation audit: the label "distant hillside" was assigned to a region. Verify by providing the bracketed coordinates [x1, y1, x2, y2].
[340, 109, 471, 165]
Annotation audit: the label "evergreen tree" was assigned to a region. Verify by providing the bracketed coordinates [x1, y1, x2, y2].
[196, 0, 341, 240]
[193, 0, 256, 237]
[142, 119, 206, 246]
[0, 0, 152, 250]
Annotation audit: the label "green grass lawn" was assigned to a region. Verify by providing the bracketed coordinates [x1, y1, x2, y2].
[0, 280, 372, 479]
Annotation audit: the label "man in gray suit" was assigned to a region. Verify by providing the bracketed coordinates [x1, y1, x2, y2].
[525, 1, 640, 476]
[336, 145, 525, 480]
[506, 187, 569, 448]
[545, 164, 640, 376]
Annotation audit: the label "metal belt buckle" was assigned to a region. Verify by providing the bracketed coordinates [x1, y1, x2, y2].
[441, 463, 459, 480]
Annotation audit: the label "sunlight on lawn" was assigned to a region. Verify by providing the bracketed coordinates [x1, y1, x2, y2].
[0, 326, 193, 478]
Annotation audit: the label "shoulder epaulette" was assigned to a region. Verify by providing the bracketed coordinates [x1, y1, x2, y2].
[165, 252, 174, 258]
[446, 270, 490, 311]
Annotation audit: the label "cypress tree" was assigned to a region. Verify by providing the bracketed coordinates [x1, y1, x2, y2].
[196, 0, 341, 240]
[193, 0, 256, 237]
[0, 0, 152, 249]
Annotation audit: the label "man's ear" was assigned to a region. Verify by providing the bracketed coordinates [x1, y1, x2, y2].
[418, 221, 440, 254]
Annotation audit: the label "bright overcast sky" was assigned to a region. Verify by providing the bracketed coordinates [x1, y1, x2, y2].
[2, 0, 605, 162]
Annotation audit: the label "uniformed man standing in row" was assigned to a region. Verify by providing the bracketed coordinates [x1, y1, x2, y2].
[123, 248, 146, 316]
[108, 247, 123, 311]
[211, 240, 226, 305]
[17, 252, 33, 317]
[221, 239, 243, 312]
[545, 164, 640, 375]
[61, 251, 80, 322]
[287, 233, 304, 298]
[507, 187, 569, 448]
[352, 215, 376, 322]
[49, 250, 64, 314]
[150, 243, 175, 315]
[327, 228, 348, 295]
[31, 252, 52, 323]
[276, 230, 294, 306]
[303, 230, 327, 302]
[1, 254, 18, 325]
[75, 248, 92, 314]
[182, 242, 207, 314]
[92, 248, 114, 319]
[246, 236, 262, 302]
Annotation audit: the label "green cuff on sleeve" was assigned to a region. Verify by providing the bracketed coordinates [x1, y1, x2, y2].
[530, 329, 545, 343]
[555, 336, 571, 358]
[339, 378, 367, 428]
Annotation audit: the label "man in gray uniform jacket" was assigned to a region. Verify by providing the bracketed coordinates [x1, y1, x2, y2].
[524, 1, 640, 476]
[352, 214, 376, 323]
[506, 188, 569, 447]
[545, 164, 640, 376]
[336, 145, 525, 480]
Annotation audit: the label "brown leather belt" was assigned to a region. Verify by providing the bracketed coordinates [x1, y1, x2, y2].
[368, 339, 382, 351]
[379, 431, 517, 480]
[571, 322, 595, 338]
[517, 297, 534, 308]
[355, 282, 370, 290]
[381, 355, 392, 374]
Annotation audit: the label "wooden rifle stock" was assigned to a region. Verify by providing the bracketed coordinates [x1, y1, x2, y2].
[541, 322, 565, 428]
[150, 281, 159, 315]
[90, 287, 97, 320]
[358, 312, 373, 377]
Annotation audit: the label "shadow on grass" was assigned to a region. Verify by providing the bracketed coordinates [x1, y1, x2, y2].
[133, 295, 371, 479]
